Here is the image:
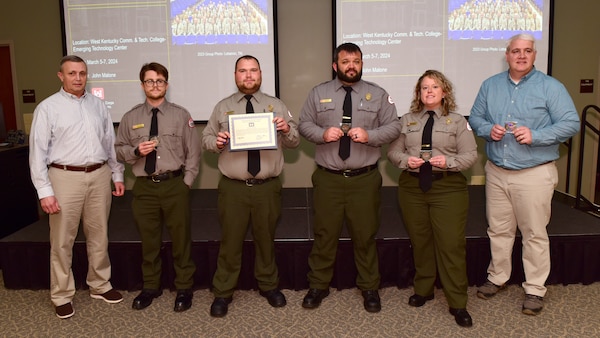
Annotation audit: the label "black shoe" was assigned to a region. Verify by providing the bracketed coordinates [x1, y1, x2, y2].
[259, 289, 287, 308]
[302, 288, 330, 309]
[132, 289, 162, 310]
[174, 289, 193, 312]
[408, 294, 434, 307]
[449, 307, 473, 327]
[210, 297, 232, 317]
[362, 290, 381, 313]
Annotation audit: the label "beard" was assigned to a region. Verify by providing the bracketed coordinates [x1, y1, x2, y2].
[237, 79, 262, 94]
[336, 67, 362, 83]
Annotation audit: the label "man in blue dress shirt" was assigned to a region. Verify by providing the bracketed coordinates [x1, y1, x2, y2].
[469, 33, 580, 316]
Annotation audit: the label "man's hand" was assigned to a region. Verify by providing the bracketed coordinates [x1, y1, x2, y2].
[490, 124, 507, 141]
[40, 196, 61, 215]
[113, 182, 125, 196]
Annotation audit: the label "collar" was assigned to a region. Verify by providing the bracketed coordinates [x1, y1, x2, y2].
[144, 100, 168, 115]
[507, 66, 537, 85]
[60, 87, 87, 100]
[236, 90, 263, 104]
[420, 109, 441, 119]
[334, 78, 364, 93]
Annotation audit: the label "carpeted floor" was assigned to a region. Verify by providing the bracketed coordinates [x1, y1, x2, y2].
[1, 271, 598, 337]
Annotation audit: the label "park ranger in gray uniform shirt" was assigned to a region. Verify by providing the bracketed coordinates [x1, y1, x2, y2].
[202, 55, 299, 318]
[298, 42, 401, 313]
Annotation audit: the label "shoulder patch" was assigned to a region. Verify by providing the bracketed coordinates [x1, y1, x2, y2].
[466, 121, 472, 131]
[287, 110, 293, 118]
[388, 96, 394, 105]
[188, 118, 195, 128]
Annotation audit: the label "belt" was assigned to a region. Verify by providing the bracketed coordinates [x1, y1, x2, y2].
[146, 169, 183, 183]
[492, 161, 553, 171]
[408, 171, 460, 181]
[318, 164, 378, 177]
[49, 161, 106, 173]
[228, 176, 277, 187]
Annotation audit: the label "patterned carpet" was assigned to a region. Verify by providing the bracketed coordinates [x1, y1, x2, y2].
[1, 271, 599, 337]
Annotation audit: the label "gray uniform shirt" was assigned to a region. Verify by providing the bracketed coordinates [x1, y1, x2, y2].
[202, 90, 300, 180]
[387, 109, 477, 172]
[298, 78, 401, 171]
[115, 100, 201, 187]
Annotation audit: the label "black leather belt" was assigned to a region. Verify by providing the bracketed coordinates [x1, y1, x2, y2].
[408, 171, 460, 181]
[146, 169, 183, 183]
[318, 164, 378, 177]
[49, 161, 106, 173]
[228, 176, 277, 187]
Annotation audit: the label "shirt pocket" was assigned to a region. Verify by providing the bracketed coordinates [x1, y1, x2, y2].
[161, 127, 183, 150]
[132, 129, 149, 146]
[433, 123, 458, 152]
[316, 101, 337, 127]
[357, 100, 380, 128]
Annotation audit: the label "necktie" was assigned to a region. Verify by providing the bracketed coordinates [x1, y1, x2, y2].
[245, 94, 260, 176]
[419, 111, 435, 192]
[144, 107, 159, 175]
[339, 86, 353, 160]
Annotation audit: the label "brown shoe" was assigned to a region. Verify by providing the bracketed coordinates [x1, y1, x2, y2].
[55, 302, 74, 319]
[90, 289, 123, 304]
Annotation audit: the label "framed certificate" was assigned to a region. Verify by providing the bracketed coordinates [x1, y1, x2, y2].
[228, 112, 278, 151]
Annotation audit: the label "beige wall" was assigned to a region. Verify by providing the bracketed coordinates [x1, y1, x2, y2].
[1, 0, 598, 194]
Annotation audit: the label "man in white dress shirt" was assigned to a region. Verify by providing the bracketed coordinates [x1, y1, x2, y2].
[29, 55, 125, 319]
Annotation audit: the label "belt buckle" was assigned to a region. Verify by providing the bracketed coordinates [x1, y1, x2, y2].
[151, 175, 161, 183]
[245, 179, 254, 187]
[342, 170, 352, 178]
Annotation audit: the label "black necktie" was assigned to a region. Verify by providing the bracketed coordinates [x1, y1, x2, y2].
[339, 86, 353, 160]
[419, 111, 435, 192]
[245, 94, 260, 176]
[144, 107, 159, 175]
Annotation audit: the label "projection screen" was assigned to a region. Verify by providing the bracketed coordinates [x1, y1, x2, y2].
[335, 0, 553, 116]
[61, 0, 276, 123]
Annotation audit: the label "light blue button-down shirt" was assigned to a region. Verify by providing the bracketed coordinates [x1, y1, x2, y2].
[469, 68, 580, 170]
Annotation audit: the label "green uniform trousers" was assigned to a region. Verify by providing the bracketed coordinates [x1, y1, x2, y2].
[397, 171, 469, 308]
[307, 167, 382, 291]
[212, 176, 282, 298]
[132, 175, 195, 290]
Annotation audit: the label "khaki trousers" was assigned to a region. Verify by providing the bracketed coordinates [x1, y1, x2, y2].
[48, 164, 113, 306]
[484, 161, 558, 297]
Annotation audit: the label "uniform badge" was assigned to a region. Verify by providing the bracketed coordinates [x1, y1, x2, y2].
[225, 110, 234, 115]
[446, 118, 452, 124]
[408, 121, 417, 126]
[365, 93, 372, 101]
[188, 117, 195, 128]
[268, 105, 274, 112]
[132, 123, 144, 130]
[320, 98, 332, 103]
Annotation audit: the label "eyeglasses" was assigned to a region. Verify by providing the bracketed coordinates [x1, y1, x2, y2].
[143, 79, 168, 87]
